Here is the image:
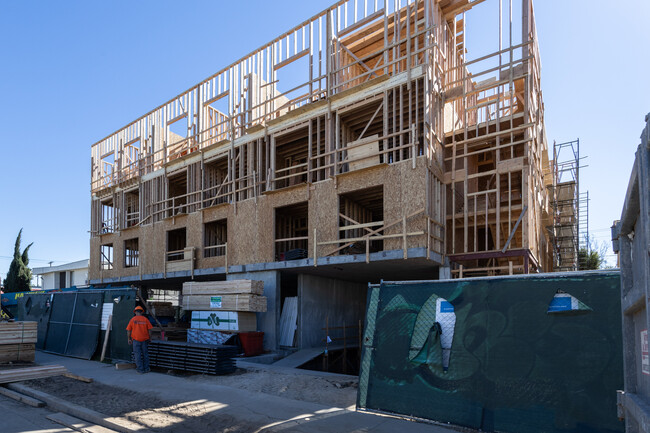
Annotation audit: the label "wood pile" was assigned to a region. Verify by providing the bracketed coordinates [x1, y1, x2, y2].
[181, 280, 265, 350]
[182, 280, 264, 296]
[181, 280, 266, 312]
[181, 294, 266, 312]
[149, 302, 176, 317]
[0, 321, 37, 363]
[0, 365, 68, 384]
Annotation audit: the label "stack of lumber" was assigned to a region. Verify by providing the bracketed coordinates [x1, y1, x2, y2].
[149, 302, 176, 317]
[181, 280, 267, 312]
[0, 365, 68, 384]
[0, 321, 37, 363]
[146, 340, 238, 375]
[182, 280, 264, 295]
[190, 311, 257, 332]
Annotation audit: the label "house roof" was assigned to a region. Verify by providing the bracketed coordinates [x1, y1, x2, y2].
[32, 259, 89, 275]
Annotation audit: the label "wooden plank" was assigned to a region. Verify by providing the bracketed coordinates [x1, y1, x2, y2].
[0, 343, 35, 363]
[100, 314, 112, 362]
[0, 365, 68, 384]
[9, 383, 142, 433]
[0, 321, 38, 345]
[114, 363, 135, 370]
[47, 412, 119, 433]
[0, 385, 45, 407]
[182, 280, 264, 295]
[181, 294, 267, 312]
[63, 373, 94, 383]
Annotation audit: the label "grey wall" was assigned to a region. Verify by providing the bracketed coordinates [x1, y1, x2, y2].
[616, 116, 650, 432]
[298, 274, 366, 349]
[226, 270, 280, 350]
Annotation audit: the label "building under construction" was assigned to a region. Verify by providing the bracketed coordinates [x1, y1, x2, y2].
[89, 0, 569, 349]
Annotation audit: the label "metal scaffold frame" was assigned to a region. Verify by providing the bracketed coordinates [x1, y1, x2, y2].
[547, 138, 589, 272]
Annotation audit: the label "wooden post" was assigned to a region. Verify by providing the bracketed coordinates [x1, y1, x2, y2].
[459, 264, 464, 279]
[343, 320, 347, 375]
[427, 217, 431, 260]
[313, 228, 318, 267]
[402, 215, 407, 259]
[100, 315, 112, 362]
[509, 261, 513, 275]
[366, 235, 370, 263]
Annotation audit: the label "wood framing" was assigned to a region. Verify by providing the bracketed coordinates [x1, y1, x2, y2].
[89, 0, 553, 282]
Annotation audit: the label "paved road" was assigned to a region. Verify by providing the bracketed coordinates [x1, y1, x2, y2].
[0, 393, 74, 433]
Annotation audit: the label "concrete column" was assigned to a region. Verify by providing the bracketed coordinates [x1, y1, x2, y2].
[438, 266, 451, 280]
[226, 270, 280, 350]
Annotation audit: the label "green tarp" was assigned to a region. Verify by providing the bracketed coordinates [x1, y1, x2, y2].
[358, 271, 623, 433]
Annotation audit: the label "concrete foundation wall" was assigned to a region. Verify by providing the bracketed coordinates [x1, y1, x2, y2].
[297, 274, 366, 349]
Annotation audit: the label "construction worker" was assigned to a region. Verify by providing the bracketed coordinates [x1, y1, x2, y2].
[126, 306, 153, 374]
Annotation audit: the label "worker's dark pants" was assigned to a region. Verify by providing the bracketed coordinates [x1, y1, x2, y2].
[133, 339, 150, 373]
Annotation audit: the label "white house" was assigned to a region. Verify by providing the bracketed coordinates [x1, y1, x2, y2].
[32, 259, 89, 290]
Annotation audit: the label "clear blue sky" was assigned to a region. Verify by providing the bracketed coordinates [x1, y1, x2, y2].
[0, 0, 647, 277]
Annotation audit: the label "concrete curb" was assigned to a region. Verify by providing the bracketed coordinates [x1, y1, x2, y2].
[6, 383, 151, 433]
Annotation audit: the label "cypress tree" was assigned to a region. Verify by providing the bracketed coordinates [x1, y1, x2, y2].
[5, 229, 33, 293]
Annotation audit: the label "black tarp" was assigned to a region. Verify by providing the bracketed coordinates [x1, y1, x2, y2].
[15, 287, 136, 360]
[44, 292, 103, 359]
[18, 293, 54, 350]
[101, 289, 136, 361]
[357, 271, 624, 433]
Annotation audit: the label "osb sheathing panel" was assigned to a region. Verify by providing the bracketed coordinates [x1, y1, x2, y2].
[241, 184, 312, 264]
[89, 236, 101, 280]
[310, 179, 339, 257]
[196, 204, 229, 269]
[90, 158, 429, 279]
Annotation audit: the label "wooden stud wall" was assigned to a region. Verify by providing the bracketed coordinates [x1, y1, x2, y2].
[89, 0, 551, 281]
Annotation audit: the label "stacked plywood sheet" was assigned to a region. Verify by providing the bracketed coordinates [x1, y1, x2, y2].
[0, 321, 37, 363]
[181, 280, 266, 312]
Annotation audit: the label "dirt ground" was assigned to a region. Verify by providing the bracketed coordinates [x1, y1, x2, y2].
[187, 366, 357, 408]
[25, 367, 358, 433]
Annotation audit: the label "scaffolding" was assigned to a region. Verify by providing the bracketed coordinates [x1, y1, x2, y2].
[547, 139, 588, 272]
